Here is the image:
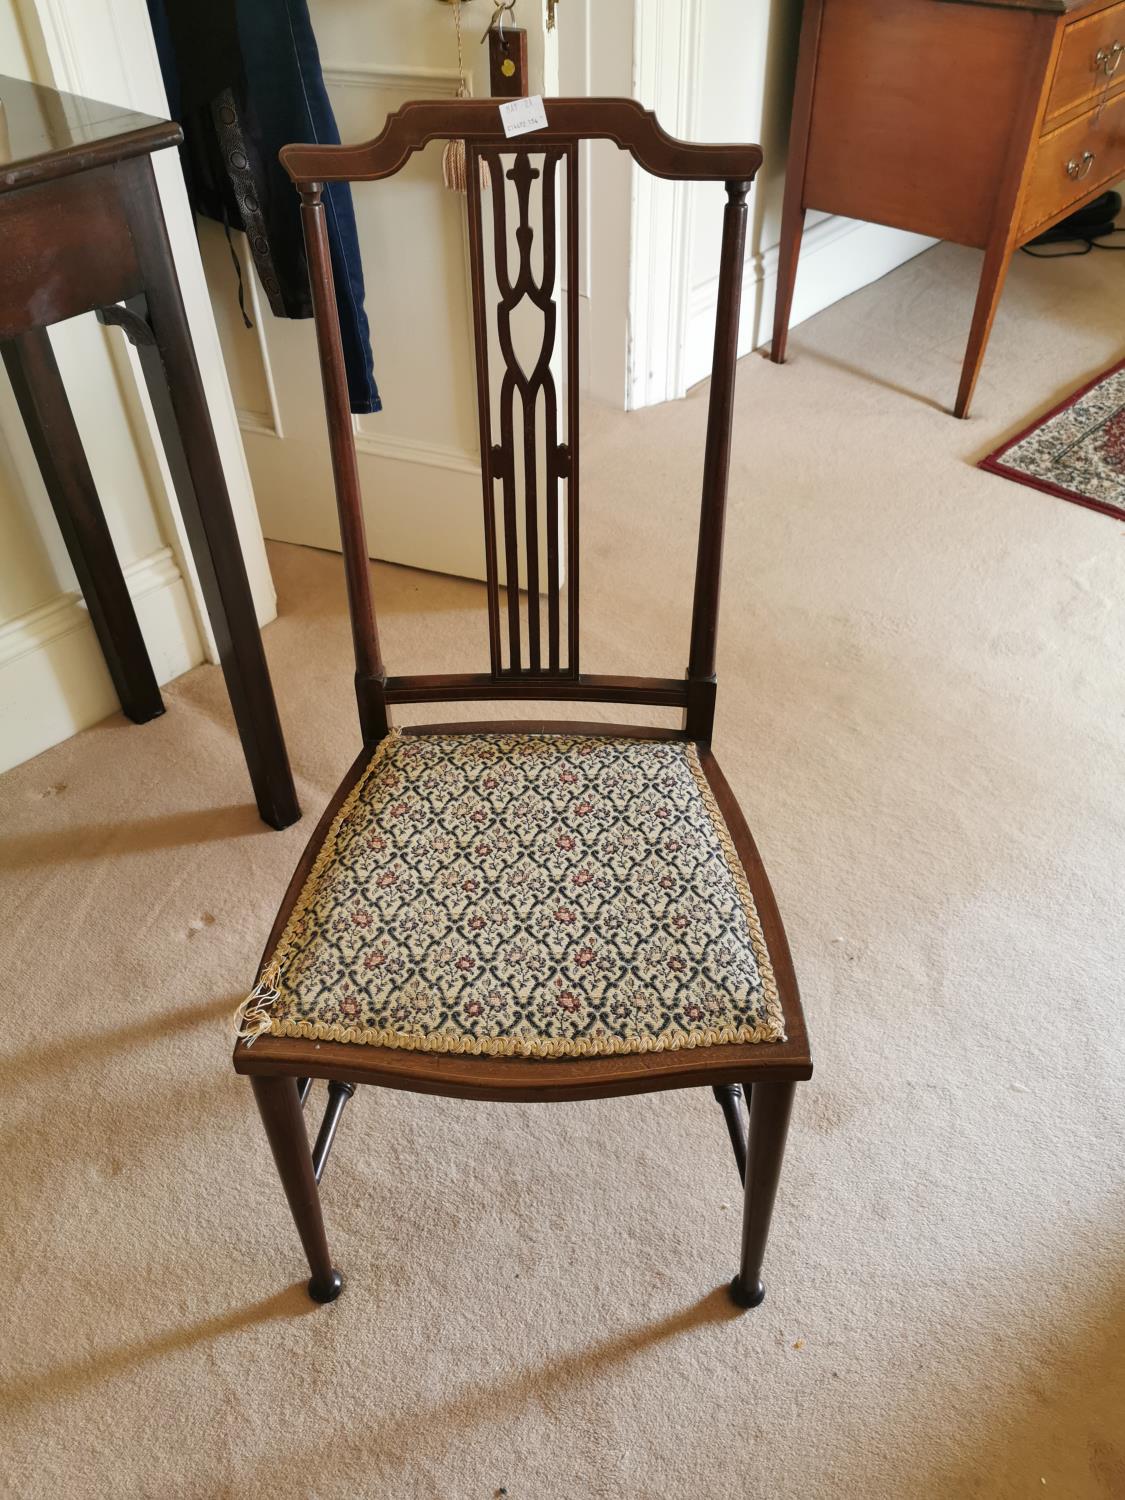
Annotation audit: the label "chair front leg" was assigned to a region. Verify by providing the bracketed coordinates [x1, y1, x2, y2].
[730, 1079, 796, 1309]
[251, 1074, 343, 1303]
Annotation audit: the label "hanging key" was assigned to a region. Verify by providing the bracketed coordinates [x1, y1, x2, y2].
[486, 1, 528, 97]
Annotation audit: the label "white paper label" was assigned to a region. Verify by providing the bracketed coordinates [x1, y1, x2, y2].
[499, 95, 548, 139]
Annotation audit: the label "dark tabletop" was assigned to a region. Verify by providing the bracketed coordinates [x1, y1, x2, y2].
[0, 73, 181, 194]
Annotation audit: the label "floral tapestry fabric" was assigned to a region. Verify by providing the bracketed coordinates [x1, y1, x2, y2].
[253, 732, 785, 1058]
[980, 360, 1125, 522]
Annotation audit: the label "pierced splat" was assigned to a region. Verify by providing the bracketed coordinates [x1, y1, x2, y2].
[466, 143, 579, 678]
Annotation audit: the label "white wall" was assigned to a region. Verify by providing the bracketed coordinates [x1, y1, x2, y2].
[630, 0, 935, 404]
[0, 0, 276, 773]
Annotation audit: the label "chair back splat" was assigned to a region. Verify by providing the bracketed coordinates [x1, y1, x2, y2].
[281, 98, 761, 746]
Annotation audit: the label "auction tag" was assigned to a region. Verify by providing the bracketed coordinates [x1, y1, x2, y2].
[499, 94, 548, 139]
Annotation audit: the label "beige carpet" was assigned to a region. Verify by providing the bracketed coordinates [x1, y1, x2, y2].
[2, 241, 1124, 1499]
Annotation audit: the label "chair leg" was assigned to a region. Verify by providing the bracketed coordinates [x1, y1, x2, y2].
[711, 1083, 749, 1183]
[250, 1074, 343, 1303]
[312, 1081, 357, 1185]
[730, 1080, 797, 1309]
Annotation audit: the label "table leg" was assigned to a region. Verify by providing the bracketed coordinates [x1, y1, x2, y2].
[769, 0, 824, 366]
[115, 161, 300, 830]
[955, 239, 1014, 420]
[1, 328, 164, 724]
[770, 204, 806, 367]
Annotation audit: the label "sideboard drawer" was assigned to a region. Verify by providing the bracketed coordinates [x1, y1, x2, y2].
[1044, 2, 1125, 127]
[1021, 87, 1125, 235]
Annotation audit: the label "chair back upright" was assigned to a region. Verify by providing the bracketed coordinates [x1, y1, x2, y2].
[280, 98, 761, 744]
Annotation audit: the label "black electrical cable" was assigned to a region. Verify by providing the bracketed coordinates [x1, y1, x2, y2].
[1021, 226, 1125, 259]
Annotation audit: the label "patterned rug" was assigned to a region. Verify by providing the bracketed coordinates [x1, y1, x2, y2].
[979, 359, 1125, 522]
[238, 731, 785, 1059]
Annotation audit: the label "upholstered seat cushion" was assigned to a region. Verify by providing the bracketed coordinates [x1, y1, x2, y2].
[246, 732, 785, 1058]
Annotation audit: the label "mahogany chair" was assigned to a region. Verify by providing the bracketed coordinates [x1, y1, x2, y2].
[233, 98, 813, 1308]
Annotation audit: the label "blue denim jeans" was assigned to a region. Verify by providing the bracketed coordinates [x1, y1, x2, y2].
[149, 0, 380, 414]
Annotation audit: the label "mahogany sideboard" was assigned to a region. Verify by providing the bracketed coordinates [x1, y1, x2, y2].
[0, 73, 299, 828]
[771, 0, 1125, 417]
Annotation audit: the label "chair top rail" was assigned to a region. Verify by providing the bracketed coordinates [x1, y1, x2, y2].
[280, 97, 762, 186]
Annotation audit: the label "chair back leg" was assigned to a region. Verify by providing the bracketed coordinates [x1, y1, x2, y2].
[711, 1083, 750, 1182]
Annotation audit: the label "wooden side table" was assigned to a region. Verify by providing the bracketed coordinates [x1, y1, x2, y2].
[771, 0, 1125, 418]
[0, 73, 299, 828]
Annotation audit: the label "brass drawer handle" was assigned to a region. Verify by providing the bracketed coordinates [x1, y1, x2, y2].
[1095, 41, 1124, 76]
[1066, 150, 1096, 179]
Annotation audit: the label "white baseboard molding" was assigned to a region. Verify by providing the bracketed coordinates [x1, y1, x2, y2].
[682, 216, 938, 393]
[352, 429, 481, 478]
[0, 547, 203, 774]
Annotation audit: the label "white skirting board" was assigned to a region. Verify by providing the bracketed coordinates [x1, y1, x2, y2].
[682, 216, 938, 395]
[0, 547, 203, 774]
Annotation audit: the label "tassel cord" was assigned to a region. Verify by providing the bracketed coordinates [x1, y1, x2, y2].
[234, 962, 283, 1045]
[442, 0, 490, 193]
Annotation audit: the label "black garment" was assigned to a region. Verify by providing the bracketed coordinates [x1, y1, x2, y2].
[148, 0, 380, 413]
